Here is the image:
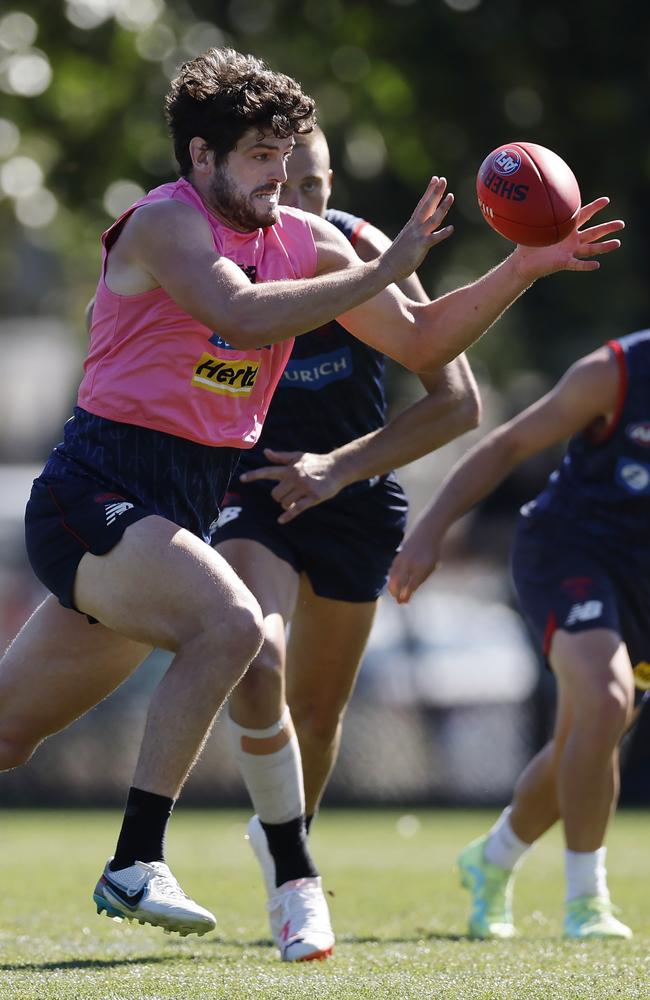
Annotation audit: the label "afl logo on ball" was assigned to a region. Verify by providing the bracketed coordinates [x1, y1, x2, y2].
[492, 149, 522, 176]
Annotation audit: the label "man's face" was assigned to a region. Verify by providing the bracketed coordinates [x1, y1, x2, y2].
[279, 139, 332, 218]
[208, 128, 295, 231]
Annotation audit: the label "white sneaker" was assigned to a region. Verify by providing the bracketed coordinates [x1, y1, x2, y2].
[269, 876, 335, 962]
[93, 859, 216, 937]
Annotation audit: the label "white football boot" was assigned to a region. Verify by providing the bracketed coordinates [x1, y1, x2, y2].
[246, 815, 335, 961]
[93, 859, 216, 937]
[269, 875, 335, 961]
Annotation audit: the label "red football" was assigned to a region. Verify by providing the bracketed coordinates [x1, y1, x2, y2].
[476, 141, 581, 246]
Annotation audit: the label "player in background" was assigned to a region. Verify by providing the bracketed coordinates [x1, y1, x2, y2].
[0, 43, 621, 954]
[389, 331, 650, 940]
[213, 125, 481, 959]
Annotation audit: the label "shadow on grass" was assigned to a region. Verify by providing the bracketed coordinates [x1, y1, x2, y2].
[214, 932, 471, 947]
[339, 932, 470, 944]
[0, 956, 175, 972]
[0, 932, 479, 970]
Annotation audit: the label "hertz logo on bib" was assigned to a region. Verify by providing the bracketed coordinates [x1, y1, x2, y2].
[192, 353, 260, 396]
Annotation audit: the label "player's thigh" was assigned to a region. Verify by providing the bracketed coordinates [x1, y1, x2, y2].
[217, 537, 299, 674]
[74, 515, 262, 651]
[216, 537, 300, 623]
[217, 538, 300, 716]
[549, 627, 634, 716]
[513, 525, 633, 698]
[0, 594, 150, 742]
[286, 574, 377, 720]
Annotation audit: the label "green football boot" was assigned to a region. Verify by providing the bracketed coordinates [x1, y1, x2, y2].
[563, 896, 632, 940]
[457, 835, 516, 939]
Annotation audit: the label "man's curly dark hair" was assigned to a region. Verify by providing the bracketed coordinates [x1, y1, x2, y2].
[165, 48, 316, 176]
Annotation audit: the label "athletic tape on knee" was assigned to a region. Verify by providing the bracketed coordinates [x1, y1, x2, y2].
[228, 705, 292, 743]
[227, 706, 305, 824]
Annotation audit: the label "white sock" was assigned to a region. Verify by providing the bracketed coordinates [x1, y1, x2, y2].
[227, 705, 305, 824]
[484, 806, 532, 871]
[565, 846, 609, 902]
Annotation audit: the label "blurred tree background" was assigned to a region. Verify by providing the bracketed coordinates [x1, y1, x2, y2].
[1, 0, 648, 427]
[3, 0, 650, 806]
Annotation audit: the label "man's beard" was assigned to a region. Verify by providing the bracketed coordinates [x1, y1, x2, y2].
[209, 165, 277, 231]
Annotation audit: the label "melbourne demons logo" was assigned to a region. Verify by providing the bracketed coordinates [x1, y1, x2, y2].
[616, 458, 650, 494]
[626, 422, 650, 447]
[561, 576, 594, 601]
[492, 149, 522, 176]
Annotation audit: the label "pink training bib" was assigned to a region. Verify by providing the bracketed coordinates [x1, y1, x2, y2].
[78, 178, 317, 447]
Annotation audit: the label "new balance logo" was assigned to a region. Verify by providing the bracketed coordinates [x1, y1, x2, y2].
[216, 506, 241, 527]
[565, 600, 603, 626]
[105, 501, 134, 526]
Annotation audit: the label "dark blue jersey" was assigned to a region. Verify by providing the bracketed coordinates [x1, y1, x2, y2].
[237, 208, 387, 478]
[522, 330, 650, 551]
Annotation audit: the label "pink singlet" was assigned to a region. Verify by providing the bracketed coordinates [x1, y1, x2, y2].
[78, 178, 317, 448]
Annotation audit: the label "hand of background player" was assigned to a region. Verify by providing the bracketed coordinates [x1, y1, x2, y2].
[387, 522, 444, 604]
[512, 198, 624, 280]
[379, 176, 454, 284]
[239, 448, 345, 523]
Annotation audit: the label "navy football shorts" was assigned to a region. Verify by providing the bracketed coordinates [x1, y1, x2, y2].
[511, 513, 650, 698]
[24, 408, 238, 615]
[25, 471, 152, 614]
[213, 474, 408, 603]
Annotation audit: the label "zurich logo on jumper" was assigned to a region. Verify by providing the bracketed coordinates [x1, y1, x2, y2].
[281, 347, 353, 390]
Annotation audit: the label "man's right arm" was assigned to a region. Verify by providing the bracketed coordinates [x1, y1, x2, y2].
[109, 185, 622, 369]
[105, 177, 454, 350]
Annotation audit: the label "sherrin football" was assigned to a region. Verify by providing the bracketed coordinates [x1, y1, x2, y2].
[476, 141, 581, 247]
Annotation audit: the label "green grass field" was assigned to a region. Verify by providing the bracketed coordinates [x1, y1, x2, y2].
[0, 809, 647, 999]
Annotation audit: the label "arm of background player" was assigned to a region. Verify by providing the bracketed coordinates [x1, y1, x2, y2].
[240, 358, 481, 523]
[351, 219, 430, 303]
[239, 222, 481, 522]
[388, 344, 623, 603]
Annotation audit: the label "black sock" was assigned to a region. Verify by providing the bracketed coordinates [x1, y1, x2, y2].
[260, 816, 318, 888]
[110, 786, 175, 871]
[305, 814, 314, 835]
